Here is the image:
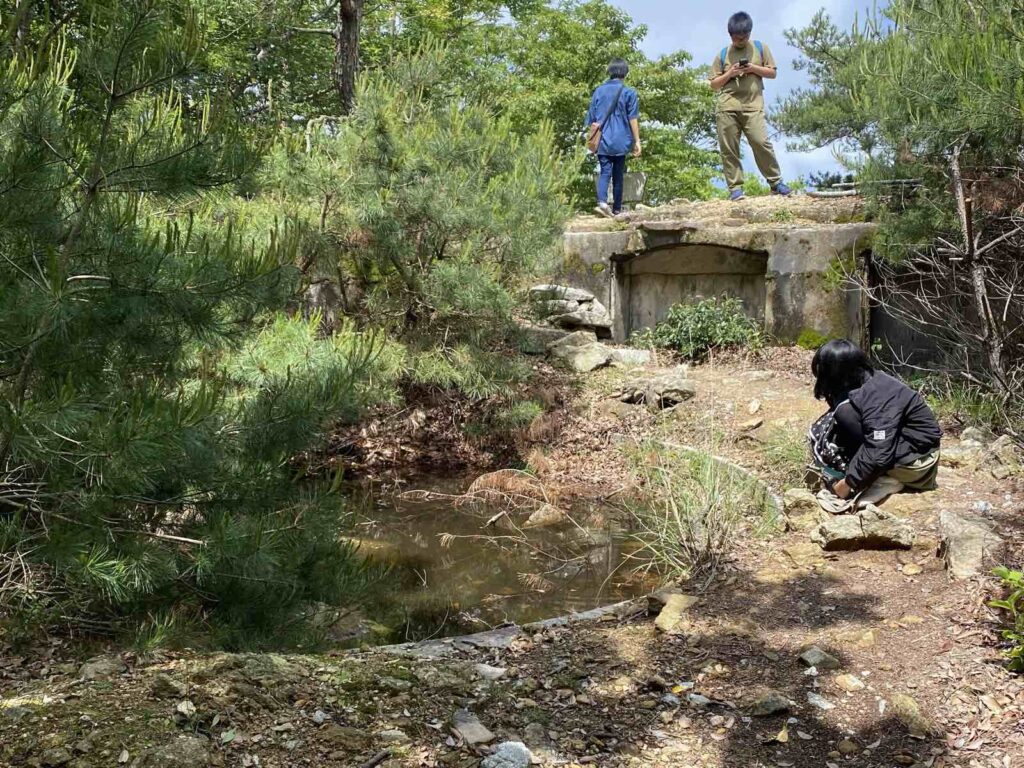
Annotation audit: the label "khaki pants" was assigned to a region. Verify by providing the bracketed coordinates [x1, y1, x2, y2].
[716, 109, 782, 190]
[886, 450, 940, 491]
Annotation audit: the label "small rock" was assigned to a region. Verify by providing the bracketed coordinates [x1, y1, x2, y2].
[783, 488, 824, 532]
[687, 693, 712, 707]
[647, 586, 684, 614]
[610, 348, 653, 367]
[748, 399, 761, 415]
[890, 693, 936, 738]
[78, 655, 126, 681]
[320, 725, 371, 750]
[992, 464, 1012, 480]
[311, 710, 328, 725]
[739, 417, 764, 431]
[150, 674, 187, 699]
[807, 692, 835, 711]
[838, 739, 859, 755]
[901, 563, 923, 576]
[482, 742, 533, 768]
[834, 674, 865, 692]
[41, 748, 72, 767]
[655, 594, 699, 633]
[960, 426, 989, 444]
[748, 692, 792, 717]
[378, 729, 410, 744]
[452, 709, 495, 745]
[523, 503, 568, 529]
[474, 664, 508, 682]
[799, 647, 840, 671]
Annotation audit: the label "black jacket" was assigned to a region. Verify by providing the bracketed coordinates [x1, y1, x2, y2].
[834, 372, 942, 491]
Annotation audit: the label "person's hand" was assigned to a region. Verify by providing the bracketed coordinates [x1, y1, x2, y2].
[632, 141, 642, 158]
[727, 62, 745, 79]
[832, 479, 852, 499]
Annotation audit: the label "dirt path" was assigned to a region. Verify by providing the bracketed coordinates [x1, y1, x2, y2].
[2, 355, 1022, 768]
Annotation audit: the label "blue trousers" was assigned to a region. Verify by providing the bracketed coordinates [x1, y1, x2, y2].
[597, 154, 627, 212]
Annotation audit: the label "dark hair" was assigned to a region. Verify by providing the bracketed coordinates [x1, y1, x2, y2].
[728, 12, 754, 36]
[607, 58, 629, 79]
[811, 339, 874, 406]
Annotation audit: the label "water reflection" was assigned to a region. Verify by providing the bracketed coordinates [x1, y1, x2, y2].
[344, 474, 654, 644]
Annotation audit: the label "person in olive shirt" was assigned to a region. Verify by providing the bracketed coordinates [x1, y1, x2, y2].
[709, 12, 792, 201]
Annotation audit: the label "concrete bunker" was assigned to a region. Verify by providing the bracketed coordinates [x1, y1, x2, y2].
[613, 243, 770, 340]
[560, 199, 878, 345]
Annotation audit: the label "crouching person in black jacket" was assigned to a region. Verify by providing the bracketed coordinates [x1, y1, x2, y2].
[811, 339, 942, 502]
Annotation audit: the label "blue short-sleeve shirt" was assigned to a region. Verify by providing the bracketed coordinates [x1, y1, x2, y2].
[585, 79, 640, 157]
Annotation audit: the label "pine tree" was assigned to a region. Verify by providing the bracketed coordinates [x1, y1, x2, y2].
[0, 1, 385, 645]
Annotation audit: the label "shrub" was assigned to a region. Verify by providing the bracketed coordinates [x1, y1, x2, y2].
[990, 567, 1024, 671]
[796, 328, 828, 351]
[630, 297, 764, 360]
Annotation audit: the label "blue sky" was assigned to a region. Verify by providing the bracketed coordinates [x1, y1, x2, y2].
[614, 0, 879, 181]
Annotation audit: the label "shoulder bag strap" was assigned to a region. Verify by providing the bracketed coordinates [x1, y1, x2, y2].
[597, 82, 626, 133]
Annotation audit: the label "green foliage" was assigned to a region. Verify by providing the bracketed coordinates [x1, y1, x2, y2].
[989, 567, 1024, 672]
[631, 298, 764, 360]
[914, 376, 1021, 435]
[0, 1, 389, 645]
[796, 329, 828, 351]
[761, 427, 810, 490]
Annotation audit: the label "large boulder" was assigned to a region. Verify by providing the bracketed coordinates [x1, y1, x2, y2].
[548, 301, 612, 330]
[811, 504, 915, 550]
[939, 510, 1004, 579]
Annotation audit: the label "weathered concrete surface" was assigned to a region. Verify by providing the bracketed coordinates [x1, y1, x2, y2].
[560, 197, 876, 343]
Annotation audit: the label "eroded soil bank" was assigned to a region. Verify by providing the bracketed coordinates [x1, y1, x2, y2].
[2, 351, 1023, 768]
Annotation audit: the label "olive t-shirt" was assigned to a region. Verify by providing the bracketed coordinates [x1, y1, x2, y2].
[709, 41, 777, 112]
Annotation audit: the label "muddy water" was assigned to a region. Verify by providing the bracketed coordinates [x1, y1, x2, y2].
[346, 475, 655, 644]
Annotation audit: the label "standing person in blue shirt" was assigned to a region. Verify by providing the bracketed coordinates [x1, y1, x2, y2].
[584, 58, 641, 218]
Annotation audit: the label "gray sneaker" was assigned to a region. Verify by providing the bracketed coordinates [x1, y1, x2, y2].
[594, 203, 613, 218]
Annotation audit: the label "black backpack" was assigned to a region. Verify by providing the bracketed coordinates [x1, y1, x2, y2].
[808, 410, 850, 481]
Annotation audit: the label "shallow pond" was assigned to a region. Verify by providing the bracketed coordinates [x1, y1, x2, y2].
[344, 474, 655, 645]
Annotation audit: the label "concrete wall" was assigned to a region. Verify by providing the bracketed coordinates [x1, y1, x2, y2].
[618, 245, 769, 339]
[561, 215, 877, 344]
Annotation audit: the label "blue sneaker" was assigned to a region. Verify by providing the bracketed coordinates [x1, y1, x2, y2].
[772, 182, 793, 196]
[729, 188, 745, 201]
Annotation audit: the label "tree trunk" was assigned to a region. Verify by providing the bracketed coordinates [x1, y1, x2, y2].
[949, 141, 1007, 390]
[333, 0, 363, 114]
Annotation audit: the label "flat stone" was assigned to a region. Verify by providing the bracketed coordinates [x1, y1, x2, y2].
[799, 647, 840, 671]
[812, 504, 915, 550]
[482, 742, 533, 768]
[639, 219, 701, 232]
[939, 510, 1004, 579]
[654, 594, 699, 633]
[783, 488, 825, 532]
[41, 748, 72, 767]
[806, 692, 835, 710]
[529, 284, 595, 303]
[738, 417, 764, 431]
[647, 587, 684, 614]
[378, 729, 410, 744]
[452, 709, 495, 745]
[548, 308, 612, 330]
